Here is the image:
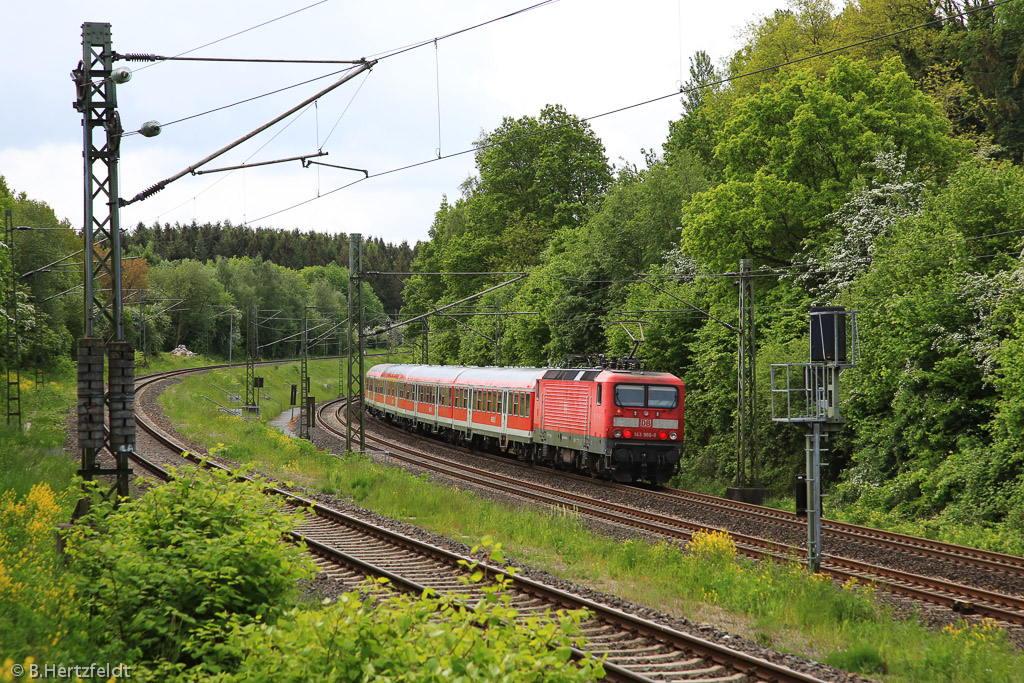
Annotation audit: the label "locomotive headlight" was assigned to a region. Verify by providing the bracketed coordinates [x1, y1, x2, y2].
[613, 429, 622, 439]
[623, 429, 633, 439]
[669, 431, 678, 440]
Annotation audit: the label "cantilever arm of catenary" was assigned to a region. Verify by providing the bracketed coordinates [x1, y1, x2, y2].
[120, 60, 375, 207]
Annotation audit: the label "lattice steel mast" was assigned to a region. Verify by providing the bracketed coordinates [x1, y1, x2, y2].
[736, 258, 758, 488]
[345, 233, 365, 452]
[72, 23, 134, 516]
[4, 210, 21, 429]
[299, 305, 311, 439]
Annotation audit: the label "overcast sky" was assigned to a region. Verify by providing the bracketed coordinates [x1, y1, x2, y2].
[1, 0, 783, 246]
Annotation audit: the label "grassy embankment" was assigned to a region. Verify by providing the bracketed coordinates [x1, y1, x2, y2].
[679, 474, 1024, 558]
[157, 360, 1024, 683]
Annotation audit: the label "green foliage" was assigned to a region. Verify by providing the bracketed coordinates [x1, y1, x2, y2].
[954, 2, 1024, 161]
[143, 256, 384, 361]
[64, 467, 314, 666]
[473, 103, 612, 242]
[125, 221, 414, 313]
[400, 104, 612, 365]
[0, 368, 78, 499]
[0, 483, 85, 664]
[683, 57, 964, 271]
[834, 157, 1024, 524]
[0, 178, 80, 363]
[198, 543, 602, 683]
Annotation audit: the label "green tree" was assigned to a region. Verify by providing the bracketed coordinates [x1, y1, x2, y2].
[472, 103, 612, 249]
[148, 260, 232, 351]
[682, 57, 964, 272]
[835, 157, 1024, 521]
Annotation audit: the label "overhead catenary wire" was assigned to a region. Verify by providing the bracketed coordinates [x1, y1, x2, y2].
[240, 0, 1017, 228]
[140, 1, 565, 223]
[126, 66, 360, 135]
[121, 61, 375, 207]
[122, 54, 364, 65]
[154, 99, 322, 222]
[126, 0, 336, 76]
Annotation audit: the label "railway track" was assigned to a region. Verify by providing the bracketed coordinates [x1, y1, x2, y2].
[317, 397, 1024, 627]
[118, 364, 834, 682]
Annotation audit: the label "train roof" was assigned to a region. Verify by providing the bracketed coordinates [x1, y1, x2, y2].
[367, 363, 546, 388]
[368, 363, 682, 388]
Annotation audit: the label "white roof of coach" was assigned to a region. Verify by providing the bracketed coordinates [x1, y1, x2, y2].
[368, 364, 546, 387]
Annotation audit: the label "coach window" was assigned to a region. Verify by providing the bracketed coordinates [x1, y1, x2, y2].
[524, 394, 531, 417]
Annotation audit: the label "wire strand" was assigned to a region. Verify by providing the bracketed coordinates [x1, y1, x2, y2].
[240, 0, 1014, 228]
[130, 0, 335, 75]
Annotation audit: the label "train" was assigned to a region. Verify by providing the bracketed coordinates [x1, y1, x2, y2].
[364, 363, 685, 484]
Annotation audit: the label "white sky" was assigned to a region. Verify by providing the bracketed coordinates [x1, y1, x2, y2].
[0, 1, 783, 247]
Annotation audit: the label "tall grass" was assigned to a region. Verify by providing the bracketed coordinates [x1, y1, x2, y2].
[0, 367, 78, 499]
[159, 367, 1024, 682]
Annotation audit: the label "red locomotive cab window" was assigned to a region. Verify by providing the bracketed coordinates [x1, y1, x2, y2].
[614, 384, 679, 410]
[648, 386, 678, 409]
[614, 384, 646, 407]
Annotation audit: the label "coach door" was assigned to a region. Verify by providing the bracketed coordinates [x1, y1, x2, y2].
[499, 389, 509, 449]
[582, 394, 592, 451]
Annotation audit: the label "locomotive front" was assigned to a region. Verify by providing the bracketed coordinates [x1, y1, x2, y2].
[599, 371, 684, 484]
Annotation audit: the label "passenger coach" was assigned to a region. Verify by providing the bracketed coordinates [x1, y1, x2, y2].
[364, 363, 684, 484]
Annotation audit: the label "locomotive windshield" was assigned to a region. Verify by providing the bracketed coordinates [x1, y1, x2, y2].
[614, 385, 646, 407]
[614, 384, 678, 409]
[648, 386, 678, 409]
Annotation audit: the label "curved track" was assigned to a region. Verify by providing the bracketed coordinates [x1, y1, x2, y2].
[318, 397, 1024, 627]
[118, 364, 832, 683]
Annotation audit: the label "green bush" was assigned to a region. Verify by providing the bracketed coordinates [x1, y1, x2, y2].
[64, 466, 314, 666]
[193, 540, 603, 683]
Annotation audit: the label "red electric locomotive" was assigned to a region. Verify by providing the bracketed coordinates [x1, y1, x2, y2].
[364, 363, 684, 484]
